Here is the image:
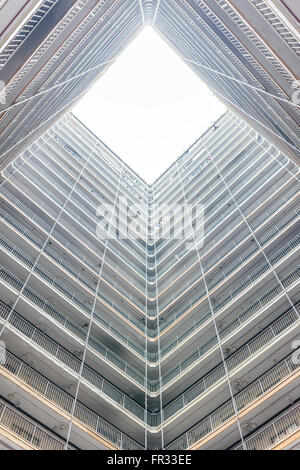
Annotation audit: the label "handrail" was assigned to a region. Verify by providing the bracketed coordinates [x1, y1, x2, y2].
[0, 397, 74, 450]
[0, 1, 58, 69]
[233, 402, 300, 450]
[0, 291, 299, 426]
[0, 300, 146, 422]
[162, 302, 300, 422]
[166, 351, 300, 449]
[0, 349, 143, 450]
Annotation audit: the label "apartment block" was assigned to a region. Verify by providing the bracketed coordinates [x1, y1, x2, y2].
[0, 0, 299, 170]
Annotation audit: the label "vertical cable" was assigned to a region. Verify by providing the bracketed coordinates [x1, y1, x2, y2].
[64, 138, 125, 449]
[198, 129, 300, 320]
[175, 142, 247, 450]
[152, 188, 165, 449]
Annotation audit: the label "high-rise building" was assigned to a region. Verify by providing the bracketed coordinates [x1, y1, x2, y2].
[0, 110, 299, 450]
[0, 1, 299, 170]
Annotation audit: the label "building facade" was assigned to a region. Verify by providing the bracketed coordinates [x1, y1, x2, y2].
[0, 0, 299, 171]
[0, 110, 299, 450]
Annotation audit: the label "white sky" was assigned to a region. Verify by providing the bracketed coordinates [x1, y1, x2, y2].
[73, 27, 226, 183]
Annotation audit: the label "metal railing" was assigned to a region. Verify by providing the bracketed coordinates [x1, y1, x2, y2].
[166, 351, 299, 449]
[156, 169, 297, 277]
[0, 228, 146, 334]
[0, 349, 143, 449]
[1, 224, 299, 379]
[0, 300, 146, 422]
[158, 232, 300, 335]
[0, 398, 73, 450]
[0, 227, 146, 321]
[161, 213, 298, 357]
[161, 264, 300, 387]
[154, 142, 273, 253]
[162, 302, 300, 421]
[4, 291, 298, 426]
[251, 0, 300, 56]
[0, 1, 58, 69]
[0, 185, 148, 280]
[0, 202, 146, 302]
[12, 166, 148, 265]
[0, 239, 145, 386]
[1, 236, 299, 388]
[234, 402, 300, 450]
[156, 176, 298, 281]
[49, 132, 148, 216]
[0, 245, 147, 361]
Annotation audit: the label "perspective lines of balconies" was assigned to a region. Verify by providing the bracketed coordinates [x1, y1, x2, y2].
[0, 297, 299, 447]
[0, 112, 299, 449]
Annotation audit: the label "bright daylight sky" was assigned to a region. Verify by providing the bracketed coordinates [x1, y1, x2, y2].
[73, 27, 226, 183]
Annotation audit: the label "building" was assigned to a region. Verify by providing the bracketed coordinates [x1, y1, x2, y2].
[0, 110, 299, 450]
[0, 0, 299, 171]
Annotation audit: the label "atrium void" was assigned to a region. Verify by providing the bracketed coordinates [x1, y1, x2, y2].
[73, 27, 225, 183]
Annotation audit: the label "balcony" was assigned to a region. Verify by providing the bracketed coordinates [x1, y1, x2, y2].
[161, 302, 300, 431]
[0, 349, 143, 450]
[0, 300, 148, 429]
[166, 351, 300, 449]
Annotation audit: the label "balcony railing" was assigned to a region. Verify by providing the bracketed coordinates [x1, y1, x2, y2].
[153, 113, 236, 193]
[160, 245, 300, 360]
[156, 168, 296, 277]
[154, 153, 284, 262]
[0, 301, 146, 423]
[152, 117, 247, 212]
[28, 148, 149, 242]
[153, 139, 271, 249]
[0, 224, 146, 315]
[250, 0, 300, 56]
[0, 398, 73, 450]
[0, 227, 299, 375]
[0, 201, 146, 298]
[50, 132, 148, 212]
[0, 349, 143, 450]
[0, 185, 148, 280]
[157, 230, 300, 335]
[155, 176, 298, 282]
[0, 1, 58, 69]
[0, 260, 147, 362]
[11, 167, 148, 265]
[234, 402, 300, 450]
[0, 232, 146, 334]
[3, 287, 298, 427]
[0, 236, 147, 387]
[156, 189, 298, 295]
[1, 221, 298, 371]
[158, 206, 296, 310]
[165, 351, 300, 449]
